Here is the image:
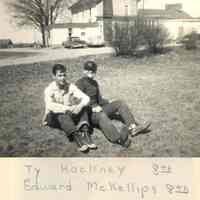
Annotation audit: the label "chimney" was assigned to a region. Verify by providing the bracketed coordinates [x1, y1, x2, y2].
[103, 0, 113, 17]
[165, 3, 182, 11]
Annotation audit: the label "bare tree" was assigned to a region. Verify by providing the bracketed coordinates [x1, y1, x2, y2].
[6, 0, 67, 47]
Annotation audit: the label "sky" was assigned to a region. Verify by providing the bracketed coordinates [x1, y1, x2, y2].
[138, 0, 200, 17]
[0, 0, 200, 43]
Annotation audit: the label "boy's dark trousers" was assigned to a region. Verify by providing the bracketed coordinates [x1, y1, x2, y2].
[46, 108, 89, 136]
[91, 100, 136, 143]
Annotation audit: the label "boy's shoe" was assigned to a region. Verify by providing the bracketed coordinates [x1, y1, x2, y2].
[80, 125, 97, 149]
[73, 132, 89, 152]
[130, 121, 151, 137]
[117, 138, 132, 148]
[122, 138, 132, 148]
[116, 126, 131, 148]
[83, 131, 97, 149]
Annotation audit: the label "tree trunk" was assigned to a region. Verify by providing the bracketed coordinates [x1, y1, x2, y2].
[46, 29, 50, 47]
[41, 26, 46, 47]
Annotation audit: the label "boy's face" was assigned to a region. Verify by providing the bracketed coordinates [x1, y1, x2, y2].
[53, 70, 66, 86]
[84, 70, 96, 79]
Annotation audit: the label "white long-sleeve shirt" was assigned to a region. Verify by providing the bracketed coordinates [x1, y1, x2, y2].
[43, 81, 90, 124]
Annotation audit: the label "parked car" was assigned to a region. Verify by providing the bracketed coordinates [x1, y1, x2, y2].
[62, 37, 87, 49]
[0, 39, 13, 48]
[87, 37, 105, 47]
[33, 41, 43, 48]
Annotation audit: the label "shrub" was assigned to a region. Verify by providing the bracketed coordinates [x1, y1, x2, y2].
[112, 21, 142, 56]
[0, 39, 13, 48]
[142, 25, 170, 54]
[182, 31, 198, 50]
[111, 18, 170, 56]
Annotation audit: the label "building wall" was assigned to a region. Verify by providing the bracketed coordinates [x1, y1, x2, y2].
[112, 0, 137, 16]
[50, 0, 138, 45]
[50, 28, 69, 45]
[97, 1, 104, 17]
[70, 0, 138, 43]
[72, 25, 102, 42]
[71, 0, 138, 22]
[72, 1, 103, 23]
[160, 19, 200, 39]
[69, 1, 104, 43]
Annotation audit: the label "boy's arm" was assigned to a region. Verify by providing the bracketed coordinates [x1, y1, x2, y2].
[70, 84, 90, 107]
[44, 88, 70, 113]
[75, 79, 85, 93]
[97, 86, 109, 106]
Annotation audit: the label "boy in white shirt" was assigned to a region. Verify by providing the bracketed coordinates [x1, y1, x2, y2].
[43, 64, 96, 152]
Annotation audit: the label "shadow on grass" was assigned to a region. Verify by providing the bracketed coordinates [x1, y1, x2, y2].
[0, 51, 40, 59]
[115, 47, 173, 59]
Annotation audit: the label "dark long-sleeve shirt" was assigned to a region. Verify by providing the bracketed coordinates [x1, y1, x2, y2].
[76, 77, 108, 107]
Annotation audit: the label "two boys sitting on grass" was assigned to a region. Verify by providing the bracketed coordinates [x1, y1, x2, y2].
[43, 62, 151, 152]
[43, 64, 96, 152]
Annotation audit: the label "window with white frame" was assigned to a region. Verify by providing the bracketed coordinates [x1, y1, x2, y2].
[125, 5, 128, 16]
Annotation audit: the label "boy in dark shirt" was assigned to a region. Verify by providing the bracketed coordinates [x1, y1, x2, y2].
[76, 61, 151, 147]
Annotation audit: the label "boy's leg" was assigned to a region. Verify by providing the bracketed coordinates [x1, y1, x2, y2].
[79, 124, 97, 149]
[72, 108, 97, 149]
[45, 112, 60, 129]
[103, 100, 151, 136]
[91, 111, 120, 143]
[57, 113, 78, 136]
[91, 111, 131, 147]
[74, 108, 90, 130]
[57, 113, 88, 152]
[102, 100, 137, 127]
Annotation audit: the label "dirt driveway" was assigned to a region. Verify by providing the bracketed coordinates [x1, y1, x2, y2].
[0, 47, 114, 67]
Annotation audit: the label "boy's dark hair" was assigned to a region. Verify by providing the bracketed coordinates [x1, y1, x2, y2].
[52, 64, 66, 75]
[84, 61, 97, 72]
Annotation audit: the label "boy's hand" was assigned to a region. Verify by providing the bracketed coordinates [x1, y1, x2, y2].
[92, 105, 103, 113]
[64, 105, 80, 114]
[70, 105, 83, 114]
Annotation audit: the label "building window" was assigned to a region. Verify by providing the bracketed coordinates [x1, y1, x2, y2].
[125, 5, 128, 16]
[68, 28, 72, 40]
[100, 24, 103, 33]
[89, 8, 92, 22]
[90, 8, 92, 17]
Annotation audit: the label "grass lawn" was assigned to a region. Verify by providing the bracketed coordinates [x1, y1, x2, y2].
[0, 47, 200, 157]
